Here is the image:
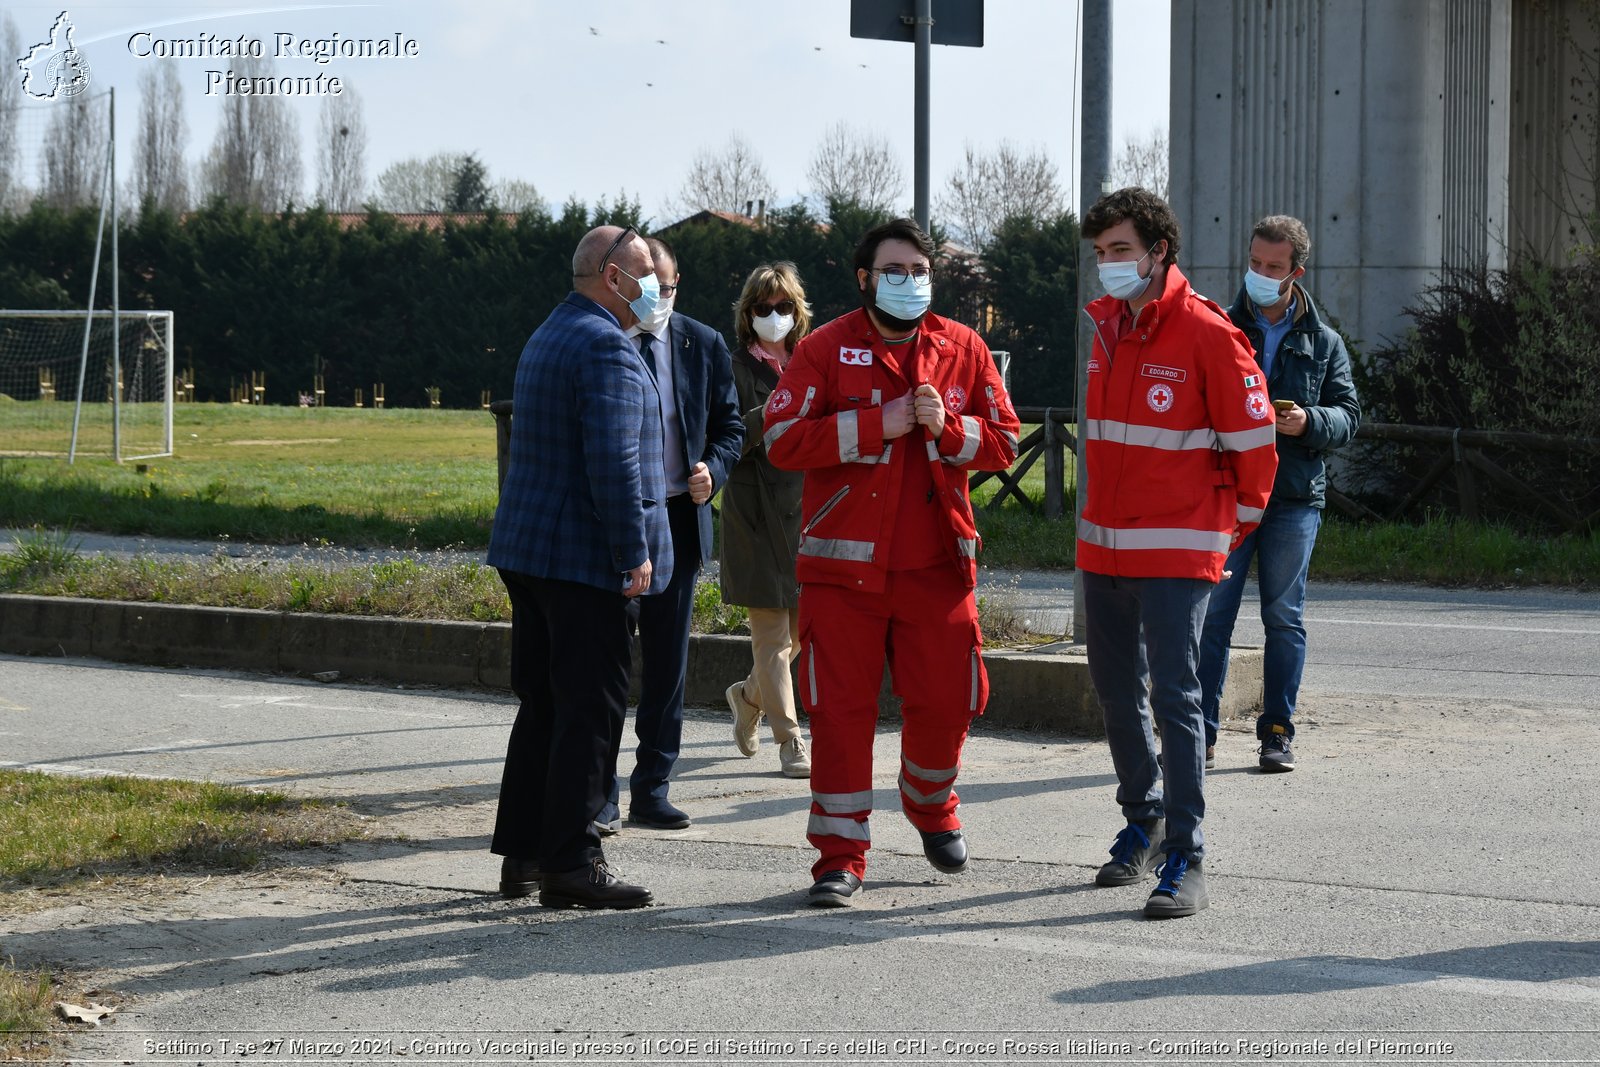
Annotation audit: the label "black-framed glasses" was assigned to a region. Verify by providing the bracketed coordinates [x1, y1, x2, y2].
[870, 265, 932, 285]
[753, 299, 795, 317]
[596, 224, 637, 274]
[659, 282, 679, 298]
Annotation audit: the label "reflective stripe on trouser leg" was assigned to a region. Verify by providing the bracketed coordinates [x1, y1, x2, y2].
[884, 565, 986, 835]
[799, 582, 891, 881]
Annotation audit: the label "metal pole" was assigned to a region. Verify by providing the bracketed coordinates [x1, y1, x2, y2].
[110, 86, 122, 463]
[913, 0, 931, 231]
[1072, 0, 1112, 642]
[68, 95, 112, 466]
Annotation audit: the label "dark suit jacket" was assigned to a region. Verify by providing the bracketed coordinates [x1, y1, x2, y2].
[488, 292, 673, 593]
[656, 313, 743, 565]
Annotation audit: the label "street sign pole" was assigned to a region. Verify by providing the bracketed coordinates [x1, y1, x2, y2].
[914, 0, 932, 231]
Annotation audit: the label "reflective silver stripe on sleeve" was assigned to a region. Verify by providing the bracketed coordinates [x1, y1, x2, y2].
[871, 388, 882, 406]
[812, 789, 875, 814]
[763, 418, 798, 450]
[1000, 429, 1019, 454]
[1077, 520, 1231, 554]
[986, 385, 999, 422]
[926, 439, 940, 461]
[838, 409, 861, 463]
[949, 415, 981, 463]
[798, 536, 875, 562]
[850, 443, 893, 465]
[1084, 419, 1218, 451]
[1237, 504, 1265, 524]
[901, 756, 959, 782]
[797, 384, 817, 418]
[1216, 425, 1278, 451]
[956, 537, 977, 558]
[898, 772, 952, 807]
[807, 813, 871, 841]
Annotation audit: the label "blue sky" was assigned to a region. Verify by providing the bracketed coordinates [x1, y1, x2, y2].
[7, 0, 1171, 223]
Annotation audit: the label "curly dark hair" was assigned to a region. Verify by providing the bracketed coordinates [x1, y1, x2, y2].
[853, 218, 937, 274]
[1081, 187, 1181, 266]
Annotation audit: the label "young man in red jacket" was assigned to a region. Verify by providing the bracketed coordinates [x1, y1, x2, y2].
[1078, 188, 1278, 918]
[764, 219, 1020, 906]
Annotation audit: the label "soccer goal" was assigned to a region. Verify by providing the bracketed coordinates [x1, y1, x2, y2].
[0, 310, 175, 461]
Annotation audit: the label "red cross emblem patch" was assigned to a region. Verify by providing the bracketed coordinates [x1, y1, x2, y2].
[944, 386, 967, 413]
[1245, 390, 1271, 420]
[768, 388, 793, 414]
[1147, 383, 1174, 413]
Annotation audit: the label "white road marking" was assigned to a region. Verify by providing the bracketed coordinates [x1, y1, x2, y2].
[1308, 618, 1600, 636]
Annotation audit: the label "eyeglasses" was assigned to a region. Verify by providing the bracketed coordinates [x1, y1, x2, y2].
[752, 299, 796, 317]
[869, 265, 932, 285]
[596, 224, 637, 275]
[659, 283, 679, 298]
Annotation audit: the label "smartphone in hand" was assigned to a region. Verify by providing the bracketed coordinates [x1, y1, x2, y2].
[1272, 398, 1296, 413]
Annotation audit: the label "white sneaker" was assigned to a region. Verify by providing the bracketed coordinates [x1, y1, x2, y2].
[726, 681, 761, 757]
[779, 735, 811, 778]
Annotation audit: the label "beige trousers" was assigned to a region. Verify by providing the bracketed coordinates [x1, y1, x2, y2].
[743, 606, 803, 743]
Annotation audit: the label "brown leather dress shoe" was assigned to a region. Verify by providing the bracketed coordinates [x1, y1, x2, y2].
[538, 860, 653, 910]
[499, 857, 541, 900]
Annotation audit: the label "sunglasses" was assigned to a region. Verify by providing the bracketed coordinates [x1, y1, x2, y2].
[596, 224, 637, 274]
[752, 299, 796, 318]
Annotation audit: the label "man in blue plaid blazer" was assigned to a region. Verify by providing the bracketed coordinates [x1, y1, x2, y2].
[488, 224, 673, 910]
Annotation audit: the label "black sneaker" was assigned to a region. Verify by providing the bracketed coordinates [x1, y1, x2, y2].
[1094, 818, 1164, 886]
[1143, 850, 1208, 918]
[808, 870, 863, 907]
[1259, 727, 1296, 772]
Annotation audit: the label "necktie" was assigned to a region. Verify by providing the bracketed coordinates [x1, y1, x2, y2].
[636, 333, 658, 382]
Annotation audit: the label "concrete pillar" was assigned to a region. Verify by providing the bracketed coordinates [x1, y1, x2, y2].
[1170, 0, 1513, 352]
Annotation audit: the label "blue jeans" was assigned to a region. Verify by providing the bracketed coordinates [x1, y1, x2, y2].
[1198, 501, 1322, 746]
[1082, 571, 1211, 862]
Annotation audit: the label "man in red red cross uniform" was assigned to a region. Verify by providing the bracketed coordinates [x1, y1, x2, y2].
[763, 218, 1021, 907]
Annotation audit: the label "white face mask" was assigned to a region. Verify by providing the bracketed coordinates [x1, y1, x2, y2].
[635, 293, 674, 334]
[752, 311, 795, 344]
[1097, 245, 1158, 302]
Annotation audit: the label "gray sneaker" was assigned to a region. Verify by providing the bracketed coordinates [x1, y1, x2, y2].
[1259, 727, 1295, 772]
[779, 735, 811, 778]
[1143, 851, 1208, 918]
[1094, 818, 1164, 886]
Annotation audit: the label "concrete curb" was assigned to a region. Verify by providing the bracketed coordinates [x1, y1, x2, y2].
[0, 594, 1263, 736]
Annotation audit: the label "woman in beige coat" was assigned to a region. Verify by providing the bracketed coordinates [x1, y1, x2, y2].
[719, 262, 812, 777]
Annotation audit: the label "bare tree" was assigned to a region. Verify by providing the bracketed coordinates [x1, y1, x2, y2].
[1111, 126, 1169, 201]
[934, 141, 1067, 249]
[372, 151, 465, 212]
[130, 64, 189, 214]
[0, 14, 23, 212]
[806, 122, 905, 213]
[667, 133, 776, 218]
[198, 58, 302, 209]
[315, 87, 368, 210]
[39, 94, 109, 211]
[493, 178, 546, 214]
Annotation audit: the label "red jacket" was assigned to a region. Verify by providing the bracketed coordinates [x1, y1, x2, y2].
[1079, 264, 1278, 581]
[764, 309, 1020, 593]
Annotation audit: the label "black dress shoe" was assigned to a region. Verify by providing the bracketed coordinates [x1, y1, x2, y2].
[538, 860, 653, 910]
[498, 857, 541, 900]
[808, 870, 863, 907]
[627, 801, 691, 830]
[919, 829, 968, 874]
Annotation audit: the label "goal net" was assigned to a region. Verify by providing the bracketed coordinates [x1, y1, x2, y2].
[0, 310, 174, 460]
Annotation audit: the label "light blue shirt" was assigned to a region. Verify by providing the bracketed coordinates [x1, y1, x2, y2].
[1253, 296, 1297, 380]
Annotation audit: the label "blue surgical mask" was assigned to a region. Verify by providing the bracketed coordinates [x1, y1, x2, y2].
[615, 266, 662, 324]
[873, 273, 933, 322]
[1097, 246, 1157, 302]
[1245, 267, 1289, 308]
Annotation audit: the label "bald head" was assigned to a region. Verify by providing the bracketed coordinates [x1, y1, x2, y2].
[572, 225, 652, 325]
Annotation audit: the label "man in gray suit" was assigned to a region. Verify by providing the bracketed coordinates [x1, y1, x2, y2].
[488, 224, 673, 909]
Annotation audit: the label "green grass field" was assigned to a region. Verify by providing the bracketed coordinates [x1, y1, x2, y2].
[0, 403, 498, 548]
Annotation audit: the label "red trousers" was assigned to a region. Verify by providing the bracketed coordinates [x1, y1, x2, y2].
[799, 565, 990, 879]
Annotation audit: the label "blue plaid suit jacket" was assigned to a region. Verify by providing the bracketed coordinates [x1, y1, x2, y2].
[488, 292, 674, 593]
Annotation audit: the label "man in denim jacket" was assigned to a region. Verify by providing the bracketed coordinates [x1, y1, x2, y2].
[1198, 215, 1362, 773]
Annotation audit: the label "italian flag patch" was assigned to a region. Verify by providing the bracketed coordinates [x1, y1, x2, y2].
[1243, 374, 1261, 388]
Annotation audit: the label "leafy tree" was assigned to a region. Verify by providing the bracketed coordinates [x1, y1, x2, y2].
[447, 153, 490, 212]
